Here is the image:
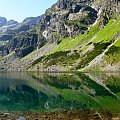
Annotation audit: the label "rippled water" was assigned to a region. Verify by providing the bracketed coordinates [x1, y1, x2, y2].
[0, 72, 120, 115]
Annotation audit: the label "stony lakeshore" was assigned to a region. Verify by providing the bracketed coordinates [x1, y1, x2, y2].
[0, 110, 120, 120]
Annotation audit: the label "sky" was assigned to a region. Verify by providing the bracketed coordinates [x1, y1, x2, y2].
[0, 0, 58, 22]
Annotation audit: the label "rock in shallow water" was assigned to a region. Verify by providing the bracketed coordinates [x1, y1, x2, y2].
[17, 116, 26, 120]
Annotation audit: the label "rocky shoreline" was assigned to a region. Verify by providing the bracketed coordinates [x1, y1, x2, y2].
[0, 110, 119, 120]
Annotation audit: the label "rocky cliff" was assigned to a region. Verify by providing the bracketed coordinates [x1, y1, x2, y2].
[39, 0, 98, 43]
[0, 15, 45, 56]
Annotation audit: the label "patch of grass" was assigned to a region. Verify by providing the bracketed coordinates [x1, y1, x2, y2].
[66, 20, 87, 27]
[76, 42, 111, 69]
[92, 19, 120, 43]
[105, 45, 120, 65]
[50, 38, 72, 54]
[32, 56, 45, 66]
[32, 50, 80, 68]
[114, 38, 120, 47]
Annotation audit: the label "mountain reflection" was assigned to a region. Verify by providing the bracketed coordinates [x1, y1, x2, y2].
[0, 72, 120, 114]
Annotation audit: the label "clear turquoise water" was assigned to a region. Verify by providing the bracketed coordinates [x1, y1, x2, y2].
[0, 72, 120, 115]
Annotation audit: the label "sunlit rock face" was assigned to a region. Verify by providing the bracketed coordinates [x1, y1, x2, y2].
[39, 0, 98, 43]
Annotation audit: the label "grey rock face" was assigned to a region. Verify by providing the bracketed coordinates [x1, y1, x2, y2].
[1, 30, 46, 57]
[7, 20, 18, 25]
[0, 17, 7, 27]
[22, 15, 44, 26]
[0, 15, 45, 57]
[39, 0, 97, 43]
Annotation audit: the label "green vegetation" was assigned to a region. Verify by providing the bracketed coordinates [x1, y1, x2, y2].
[114, 38, 120, 47]
[27, 17, 120, 71]
[66, 20, 87, 28]
[57, 22, 100, 51]
[105, 45, 120, 65]
[76, 42, 111, 69]
[92, 19, 120, 43]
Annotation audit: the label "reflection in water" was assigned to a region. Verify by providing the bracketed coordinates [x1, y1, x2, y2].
[0, 72, 120, 115]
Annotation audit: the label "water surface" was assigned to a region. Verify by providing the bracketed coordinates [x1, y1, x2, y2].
[0, 72, 120, 116]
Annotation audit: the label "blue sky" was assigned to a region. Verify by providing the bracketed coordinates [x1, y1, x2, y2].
[0, 0, 57, 22]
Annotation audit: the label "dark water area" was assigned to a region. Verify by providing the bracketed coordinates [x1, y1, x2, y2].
[0, 72, 120, 119]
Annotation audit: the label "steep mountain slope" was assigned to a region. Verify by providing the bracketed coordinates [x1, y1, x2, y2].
[27, 0, 120, 71]
[0, 0, 120, 71]
[27, 17, 120, 71]
[39, 0, 98, 43]
[0, 16, 45, 56]
[0, 16, 42, 34]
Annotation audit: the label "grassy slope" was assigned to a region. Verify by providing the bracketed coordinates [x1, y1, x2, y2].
[26, 17, 120, 71]
[81, 18, 120, 71]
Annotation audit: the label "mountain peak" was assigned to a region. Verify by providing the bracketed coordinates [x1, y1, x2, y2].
[7, 20, 18, 26]
[0, 16, 7, 27]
